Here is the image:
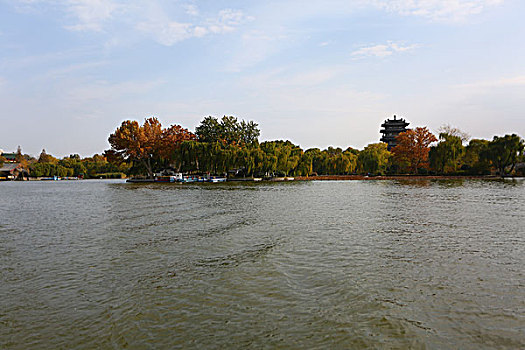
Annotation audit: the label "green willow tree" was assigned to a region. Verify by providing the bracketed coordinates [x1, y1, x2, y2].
[357, 143, 390, 175]
[429, 133, 464, 174]
[260, 140, 302, 176]
[461, 139, 491, 174]
[186, 115, 262, 176]
[482, 134, 524, 176]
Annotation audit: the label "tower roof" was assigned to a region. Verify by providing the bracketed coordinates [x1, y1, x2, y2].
[379, 115, 410, 150]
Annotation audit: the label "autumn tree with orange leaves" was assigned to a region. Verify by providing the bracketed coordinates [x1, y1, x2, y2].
[108, 117, 195, 178]
[391, 127, 437, 174]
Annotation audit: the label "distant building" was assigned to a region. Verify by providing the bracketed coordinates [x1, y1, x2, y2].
[380, 115, 410, 150]
[0, 163, 29, 180]
[1, 152, 17, 163]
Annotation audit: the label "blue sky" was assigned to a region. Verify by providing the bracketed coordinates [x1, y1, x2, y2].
[1, 0, 524, 157]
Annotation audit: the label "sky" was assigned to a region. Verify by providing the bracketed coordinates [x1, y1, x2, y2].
[1, 0, 524, 157]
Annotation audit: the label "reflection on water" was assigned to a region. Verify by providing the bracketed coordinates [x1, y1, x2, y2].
[1, 179, 524, 349]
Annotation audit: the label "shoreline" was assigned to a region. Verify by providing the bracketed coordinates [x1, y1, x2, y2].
[3, 175, 522, 183]
[294, 175, 519, 181]
[125, 175, 520, 183]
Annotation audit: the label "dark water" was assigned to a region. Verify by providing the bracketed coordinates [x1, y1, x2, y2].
[1, 179, 524, 349]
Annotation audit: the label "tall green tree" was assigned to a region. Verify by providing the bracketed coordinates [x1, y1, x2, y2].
[304, 148, 323, 175]
[295, 152, 313, 176]
[438, 124, 470, 144]
[483, 134, 524, 176]
[58, 155, 87, 177]
[344, 149, 358, 174]
[195, 115, 260, 147]
[429, 133, 464, 174]
[462, 139, 490, 174]
[259, 140, 302, 176]
[239, 120, 260, 147]
[195, 116, 222, 143]
[357, 143, 390, 175]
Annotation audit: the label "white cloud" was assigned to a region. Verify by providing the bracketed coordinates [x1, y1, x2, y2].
[16, 1, 252, 42]
[373, 0, 504, 22]
[64, 0, 119, 32]
[351, 41, 419, 58]
[136, 21, 194, 46]
[137, 7, 253, 46]
[183, 4, 199, 16]
[209, 9, 255, 33]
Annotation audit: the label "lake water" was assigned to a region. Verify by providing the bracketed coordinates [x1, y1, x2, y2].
[1, 179, 524, 349]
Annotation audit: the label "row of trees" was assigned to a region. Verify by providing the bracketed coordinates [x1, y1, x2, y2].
[6, 148, 131, 178]
[387, 126, 524, 176]
[107, 116, 524, 177]
[429, 132, 524, 176]
[9, 115, 521, 178]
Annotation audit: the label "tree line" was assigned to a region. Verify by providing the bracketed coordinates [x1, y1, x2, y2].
[6, 116, 523, 178]
[1, 146, 130, 178]
[106, 116, 525, 178]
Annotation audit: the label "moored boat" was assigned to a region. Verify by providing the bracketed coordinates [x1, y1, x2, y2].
[155, 175, 177, 183]
[228, 177, 259, 182]
[181, 175, 199, 183]
[126, 178, 155, 183]
[41, 176, 60, 181]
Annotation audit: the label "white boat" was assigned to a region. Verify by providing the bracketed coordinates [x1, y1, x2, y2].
[182, 175, 199, 183]
[155, 176, 177, 183]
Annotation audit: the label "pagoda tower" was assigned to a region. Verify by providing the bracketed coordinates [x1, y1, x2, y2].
[380, 115, 410, 150]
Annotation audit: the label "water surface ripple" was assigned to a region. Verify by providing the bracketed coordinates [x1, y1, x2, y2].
[1, 179, 524, 349]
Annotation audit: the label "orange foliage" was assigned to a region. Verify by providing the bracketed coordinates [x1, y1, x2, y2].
[392, 127, 437, 174]
[108, 117, 196, 177]
[108, 120, 142, 159]
[142, 117, 163, 157]
[160, 124, 197, 158]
